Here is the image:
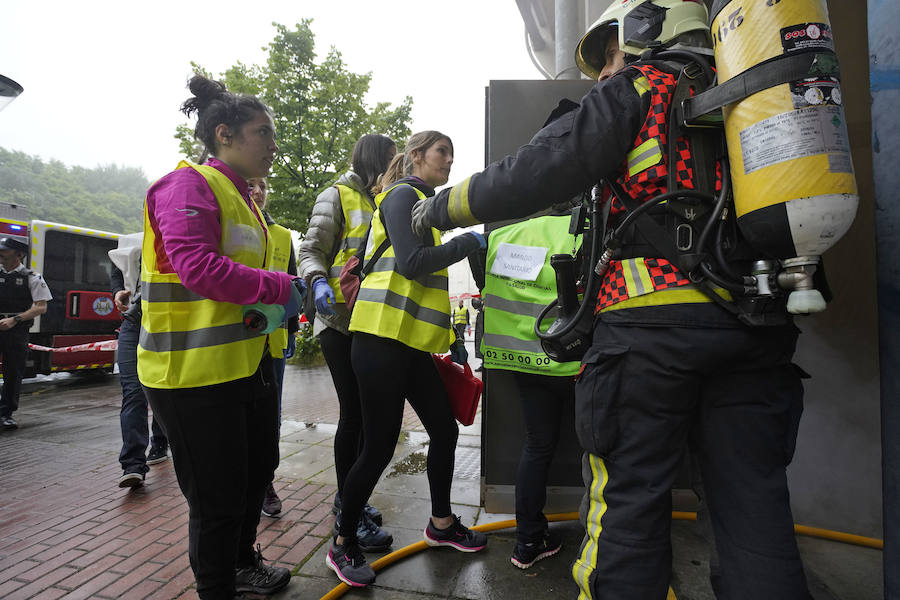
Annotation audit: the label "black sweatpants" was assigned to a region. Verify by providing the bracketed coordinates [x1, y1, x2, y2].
[318, 327, 363, 498]
[510, 370, 574, 545]
[144, 357, 279, 600]
[572, 321, 809, 600]
[338, 332, 459, 539]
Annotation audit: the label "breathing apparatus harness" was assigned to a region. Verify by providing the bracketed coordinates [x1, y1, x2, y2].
[536, 44, 827, 362]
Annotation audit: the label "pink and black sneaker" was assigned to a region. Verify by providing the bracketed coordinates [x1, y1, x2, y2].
[424, 514, 487, 552]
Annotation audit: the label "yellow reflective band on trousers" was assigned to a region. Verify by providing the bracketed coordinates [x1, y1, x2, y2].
[138, 160, 273, 389]
[627, 138, 664, 178]
[573, 453, 609, 599]
[267, 222, 292, 359]
[328, 184, 375, 303]
[481, 215, 581, 376]
[447, 176, 481, 227]
[349, 183, 453, 354]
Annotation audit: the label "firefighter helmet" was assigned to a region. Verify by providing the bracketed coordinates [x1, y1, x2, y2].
[575, 0, 710, 79]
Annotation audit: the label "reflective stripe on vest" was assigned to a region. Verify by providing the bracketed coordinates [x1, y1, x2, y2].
[138, 160, 273, 389]
[481, 215, 580, 376]
[348, 183, 453, 354]
[598, 63, 723, 311]
[267, 222, 292, 358]
[327, 184, 375, 304]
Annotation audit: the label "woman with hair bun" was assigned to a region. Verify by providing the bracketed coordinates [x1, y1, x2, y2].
[138, 74, 302, 599]
[326, 131, 487, 588]
[298, 133, 396, 552]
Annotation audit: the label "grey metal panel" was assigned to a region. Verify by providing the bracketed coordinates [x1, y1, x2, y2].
[868, 0, 900, 595]
[481, 80, 599, 513]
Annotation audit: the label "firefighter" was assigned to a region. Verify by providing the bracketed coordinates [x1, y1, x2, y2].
[410, 1, 811, 598]
[0, 237, 51, 430]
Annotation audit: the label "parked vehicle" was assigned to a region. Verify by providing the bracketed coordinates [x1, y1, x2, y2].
[1, 202, 121, 376]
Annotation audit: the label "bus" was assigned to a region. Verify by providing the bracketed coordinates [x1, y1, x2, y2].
[1, 202, 122, 376]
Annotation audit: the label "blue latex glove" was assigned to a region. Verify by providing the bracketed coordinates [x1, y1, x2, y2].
[284, 333, 296, 359]
[314, 278, 336, 316]
[283, 278, 305, 319]
[467, 231, 487, 249]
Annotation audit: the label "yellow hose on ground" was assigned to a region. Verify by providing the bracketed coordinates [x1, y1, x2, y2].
[318, 511, 883, 600]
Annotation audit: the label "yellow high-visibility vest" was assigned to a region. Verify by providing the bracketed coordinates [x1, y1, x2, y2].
[267, 222, 293, 358]
[453, 306, 469, 326]
[327, 184, 375, 304]
[138, 161, 274, 389]
[349, 183, 453, 354]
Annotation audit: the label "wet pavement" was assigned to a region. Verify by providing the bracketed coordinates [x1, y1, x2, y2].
[0, 339, 884, 599]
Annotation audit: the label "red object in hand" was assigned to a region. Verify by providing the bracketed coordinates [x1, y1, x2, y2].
[432, 354, 483, 426]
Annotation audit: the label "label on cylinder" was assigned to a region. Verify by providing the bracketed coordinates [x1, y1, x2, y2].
[739, 105, 851, 174]
[780, 22, 834, 53]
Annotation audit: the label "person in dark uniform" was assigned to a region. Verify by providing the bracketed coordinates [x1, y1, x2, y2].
[411, 1, 812, 598]
[0, 237, 52, 430]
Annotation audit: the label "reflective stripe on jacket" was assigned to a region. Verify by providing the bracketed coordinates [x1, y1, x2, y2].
[481, 215, 580, 376]
[349, 183, 453, 354]
[327, 184, 375, 303]
[138, 161, 274, 388]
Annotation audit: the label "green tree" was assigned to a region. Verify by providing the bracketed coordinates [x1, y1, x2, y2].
[0, 147, 146, 233]
[175, 21, 413, 231]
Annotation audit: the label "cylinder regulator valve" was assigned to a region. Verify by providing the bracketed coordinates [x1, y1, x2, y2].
[777, 256, 826, 314]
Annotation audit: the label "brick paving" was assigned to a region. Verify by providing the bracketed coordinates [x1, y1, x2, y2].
[0, 363, 381, 600]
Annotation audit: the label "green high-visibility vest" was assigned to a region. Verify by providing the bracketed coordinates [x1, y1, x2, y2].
[481, 215, 580, 376]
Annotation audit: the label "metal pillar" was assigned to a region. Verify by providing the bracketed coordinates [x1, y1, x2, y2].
[554, 0, 580, 79]
[870, 1, 900, 597]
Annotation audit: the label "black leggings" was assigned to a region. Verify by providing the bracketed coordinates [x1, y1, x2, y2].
[338, 332, 459, 538]
[318, 327, 363, 497]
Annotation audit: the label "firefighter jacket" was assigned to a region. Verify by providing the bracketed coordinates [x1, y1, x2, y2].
[427, 61, 738, 327]
[138, 161, 275, 389]
[349, 182, 454, 354]
[481, 215, 581, 376]
[298, 171, 375, 336]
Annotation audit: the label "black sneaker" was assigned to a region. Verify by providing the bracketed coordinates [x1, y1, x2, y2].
[326, 539, 375, 587]
[424, 515, 487, 552]
[261, 483, 282, 518]
[511, 532, 562, 569]
[118, 470, 145, 488]
[234, 544, 290, 595]
[332, 495, 383, 526]
[1, 416, 17, 430]
[146, 444, 168, 465]
[333, 512, 393, 553]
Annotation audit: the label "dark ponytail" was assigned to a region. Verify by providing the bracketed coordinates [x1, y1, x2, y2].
[180, 74, 271, 156]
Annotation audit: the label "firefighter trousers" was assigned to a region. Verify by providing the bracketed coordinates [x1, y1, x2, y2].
[572, 319, 811, 600]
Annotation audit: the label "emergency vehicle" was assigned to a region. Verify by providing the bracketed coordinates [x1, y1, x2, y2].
[0, 202, 121, 376]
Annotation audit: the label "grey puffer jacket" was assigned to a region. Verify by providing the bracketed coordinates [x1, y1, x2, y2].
[298, 170, 375, 335]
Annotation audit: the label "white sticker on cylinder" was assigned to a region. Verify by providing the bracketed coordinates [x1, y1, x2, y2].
[785, 193, 858, 256]
[739, 105, 852, 174]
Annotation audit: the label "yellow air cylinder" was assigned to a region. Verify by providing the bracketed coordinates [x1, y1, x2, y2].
[710, 0, 858, 264]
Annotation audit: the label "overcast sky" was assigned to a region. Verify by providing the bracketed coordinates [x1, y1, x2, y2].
[1, 0, 541, 187]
